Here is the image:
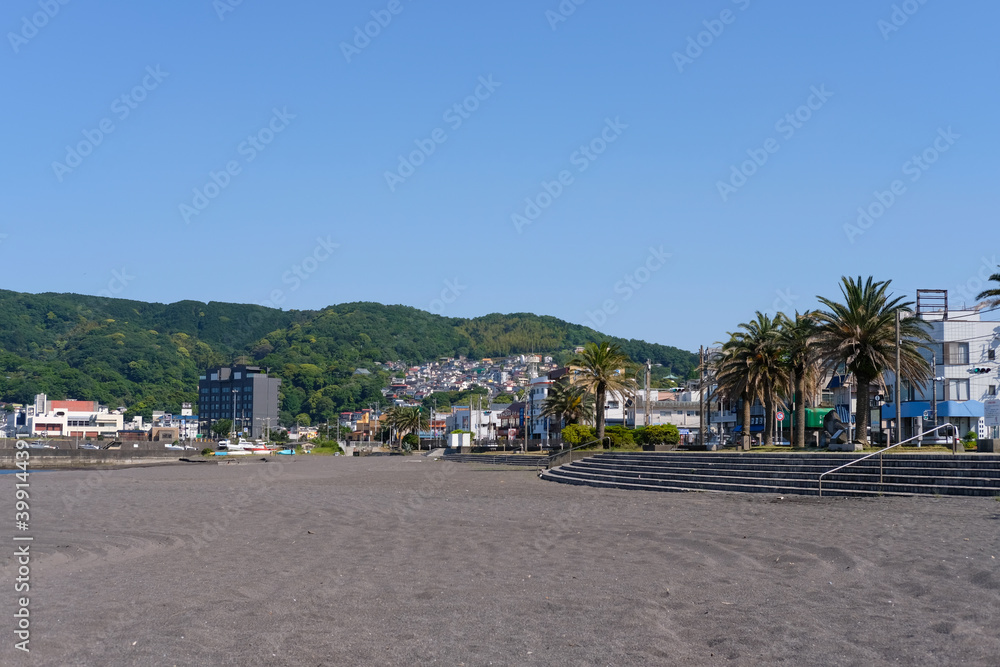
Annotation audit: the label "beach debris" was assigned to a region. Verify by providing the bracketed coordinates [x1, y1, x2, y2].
[307, 530, 315, 534]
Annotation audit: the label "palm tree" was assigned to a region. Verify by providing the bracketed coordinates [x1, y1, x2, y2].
[777, 311, 821, 449]
[569, 342, 637, 446]
[713, 342, 754, 449]
[541, 380, 595, 428]
[976, 269, 1000, 307]
[814, 276, 932, 447]
[384, 406, 428, 445]
[715, 313, 787, 447]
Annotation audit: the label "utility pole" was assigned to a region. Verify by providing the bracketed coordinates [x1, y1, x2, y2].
[895, 309, 902, 445]
[645, 359, 651, 428]
[931, 351, 938, 435]
[699, 346, 705, 449]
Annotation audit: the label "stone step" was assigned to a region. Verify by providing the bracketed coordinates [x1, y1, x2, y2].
[568, 460, 1000, 483]
[540, 453, 1000, 497]
[592, 453, 1000, 466]
[539, 467, 909, 498]
[563, 462, 1000, 491]
[442, 453, 545, 467]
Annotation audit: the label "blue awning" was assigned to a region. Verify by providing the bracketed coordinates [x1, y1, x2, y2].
[882, 402, 929, 419]
[939, 400, 984, 418]
[880, 401, 984, 419]
[733, 424, 764, 433]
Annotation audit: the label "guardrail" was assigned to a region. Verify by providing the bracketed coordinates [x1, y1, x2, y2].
[543, 437, 610, 470]
[818, 423, 959, 497]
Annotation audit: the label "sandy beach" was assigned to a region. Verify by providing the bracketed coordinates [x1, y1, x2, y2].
[1, 456, 998, 666]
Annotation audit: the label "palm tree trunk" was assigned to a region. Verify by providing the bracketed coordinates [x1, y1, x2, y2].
[596, 384, 607, 447]
[741, 392, 752, 451]
[856, 380, 870, 447]
[763, 397, 774, 446]
[794, 368, 807, 449]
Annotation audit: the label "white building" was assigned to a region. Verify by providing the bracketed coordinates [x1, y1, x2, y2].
[627, 389, 705, 440]
[24, 393, 123, 438]
[883, 293, 999, 442]
[446, 404, 503, 442]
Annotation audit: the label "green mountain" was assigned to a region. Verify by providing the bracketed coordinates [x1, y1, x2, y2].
[0, 290, 698, 424]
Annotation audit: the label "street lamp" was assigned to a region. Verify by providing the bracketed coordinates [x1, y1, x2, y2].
[232, 388, 239, 438]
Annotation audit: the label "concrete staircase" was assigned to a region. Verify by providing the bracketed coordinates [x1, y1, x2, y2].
[442, 452, 548, 468]
[539, 451, 1000, 497]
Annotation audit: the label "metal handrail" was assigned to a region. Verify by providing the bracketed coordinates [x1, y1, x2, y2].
[818, 422, 959, 496]
[542, 437, 611, 470]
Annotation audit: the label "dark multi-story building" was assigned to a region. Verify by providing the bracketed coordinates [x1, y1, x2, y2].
[198, 365, 280, 439]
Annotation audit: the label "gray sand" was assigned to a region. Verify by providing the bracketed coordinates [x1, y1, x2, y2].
[2, 456, 998, 666]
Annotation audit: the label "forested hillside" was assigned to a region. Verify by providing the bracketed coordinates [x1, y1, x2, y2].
[0, 290, 697, 424]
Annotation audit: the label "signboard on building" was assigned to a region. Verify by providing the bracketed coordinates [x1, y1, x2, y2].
[985, 399, 1000, 427]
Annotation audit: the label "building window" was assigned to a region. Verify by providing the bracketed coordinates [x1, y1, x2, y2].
[901, 381, 916, 402]
[990, 349, 996, 361]
[943, 342, 969, 365]
[989, 385, 997, 397]
[947, 379, 970, 401]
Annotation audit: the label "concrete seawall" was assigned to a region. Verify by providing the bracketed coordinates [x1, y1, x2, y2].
[0, 450, 185, 468]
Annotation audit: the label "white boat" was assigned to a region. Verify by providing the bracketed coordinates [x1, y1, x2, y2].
[220, 438, 254, 451]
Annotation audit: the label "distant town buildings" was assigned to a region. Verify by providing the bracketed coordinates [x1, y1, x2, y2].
[197, 365, 281, 439]
[7, 393, 124, 439]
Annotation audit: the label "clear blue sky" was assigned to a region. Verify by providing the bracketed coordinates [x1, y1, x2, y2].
[2, 0, 996, 353]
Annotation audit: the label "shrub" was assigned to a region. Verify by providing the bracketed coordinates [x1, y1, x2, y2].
[402, 433, 419, 447]
[604, 425, 635, 448]
[635, 424, 681, 445]
[561, 423, 596, 446]
[200, 447, 214, 457]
